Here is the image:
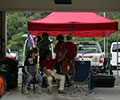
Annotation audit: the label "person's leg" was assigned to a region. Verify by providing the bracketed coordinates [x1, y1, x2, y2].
[38, 74, 42, 85]
[62, 60, 72, 87]
[69, 61, 75, 76]
[47, 76, 53, 94]
[24, 76, 32, 94]
[55, 73, 67, 94]
[24, 76, 32, 86]
[55, 61, 63, 74]
[37, 74, 43, 94]
[62, 60, 68, 73]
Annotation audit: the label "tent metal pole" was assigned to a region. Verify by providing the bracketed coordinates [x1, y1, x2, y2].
[105, 35, 108, 68]
[103, 12, 109, 68]
[107, 35, 108, 62]
[104, 37, 105, 57]
[105, 36, 108, 58]
[103, 12, 106, 58]
[116, 31, 119, 81]
[103, 12, 106, 17]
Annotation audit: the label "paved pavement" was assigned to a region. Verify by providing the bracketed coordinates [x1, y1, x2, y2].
[1, 70, 120, 100]
[1, 85, 120, 100]
[1, 86, 93, 100]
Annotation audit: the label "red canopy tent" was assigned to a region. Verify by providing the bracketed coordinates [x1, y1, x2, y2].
[28, 12, 119, 80]
[28, 12, 118, 37]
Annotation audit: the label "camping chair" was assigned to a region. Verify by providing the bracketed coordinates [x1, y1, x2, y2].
[66, 61, 92, 95]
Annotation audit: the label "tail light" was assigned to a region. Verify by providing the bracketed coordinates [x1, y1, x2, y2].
[99, 55, 104, 62]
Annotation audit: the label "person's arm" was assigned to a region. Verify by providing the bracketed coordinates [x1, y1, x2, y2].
[68, 52, 77, 63]
[24, 66, 34, 79]
[57, 49, 67, 62]
[69, 45, 77, 63]
[54, 43, 58, 53]
[71, 52, 77, 59]
[43, 67, 55, 79]
[71, 45, 77, 60]
[47, 40, 53, 44]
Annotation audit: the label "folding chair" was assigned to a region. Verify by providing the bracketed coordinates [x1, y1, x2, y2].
[66, 61, 92, 95]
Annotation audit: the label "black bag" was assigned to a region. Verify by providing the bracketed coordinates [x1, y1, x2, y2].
[93, 75, 115, 87]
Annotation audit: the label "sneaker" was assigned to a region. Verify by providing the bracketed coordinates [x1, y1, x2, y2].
[38, 86, 42, 94]
[24, 87, 29, 95]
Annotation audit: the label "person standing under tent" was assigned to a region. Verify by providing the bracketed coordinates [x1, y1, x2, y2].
[36, 36, 42, 45]
[62, 33, 77, 75]
[54, 34, 65, 74]
[38, 32, 52, 74]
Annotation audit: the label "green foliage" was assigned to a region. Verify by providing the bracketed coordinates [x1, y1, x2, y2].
[7, 32, 25, 52]
[7, 12, 50, 58]
[7, 12, 120, 59]
[7, 12, 50, 41]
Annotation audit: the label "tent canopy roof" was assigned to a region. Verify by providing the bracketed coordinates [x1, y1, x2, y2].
[28, 12, 118, 37]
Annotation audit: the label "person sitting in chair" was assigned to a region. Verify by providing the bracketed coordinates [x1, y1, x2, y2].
[42, 50, 67, 94]
[24, 50, 42, 94]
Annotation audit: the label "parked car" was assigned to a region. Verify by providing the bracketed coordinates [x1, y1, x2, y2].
[6, 49, 20, 60]
[75, 41, 104, 68]
[110, 42, 120, 68]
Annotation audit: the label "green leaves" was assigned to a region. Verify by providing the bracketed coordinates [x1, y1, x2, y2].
[7, 12, 50, 59]
[7, 12, 120, 59]
[7, 32, 25, 52]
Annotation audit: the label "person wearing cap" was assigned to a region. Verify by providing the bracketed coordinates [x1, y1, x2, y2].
[54, 34, 64, 74]
[62, 33, 77, 75]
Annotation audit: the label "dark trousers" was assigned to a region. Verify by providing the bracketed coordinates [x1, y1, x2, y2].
[54, 61, 63, 74]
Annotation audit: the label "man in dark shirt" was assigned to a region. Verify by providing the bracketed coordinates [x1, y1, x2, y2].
[38, 32, 52, 74]
[38, 32, 51, 61]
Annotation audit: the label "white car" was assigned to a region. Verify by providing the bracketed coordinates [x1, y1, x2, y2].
[110, 42, 120, 68]
[75, 41, 104, 68]
[6, 50, 20, 60]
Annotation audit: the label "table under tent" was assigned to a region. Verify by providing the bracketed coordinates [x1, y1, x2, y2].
[28, 12, 118, 87]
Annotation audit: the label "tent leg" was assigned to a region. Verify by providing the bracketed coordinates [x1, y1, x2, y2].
[103, 12, 108, 71]
[116, 31, 119, 81]
[104, 35, 108, 72]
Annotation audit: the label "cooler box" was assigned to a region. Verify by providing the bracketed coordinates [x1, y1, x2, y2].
[93, 75, 115, 87]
